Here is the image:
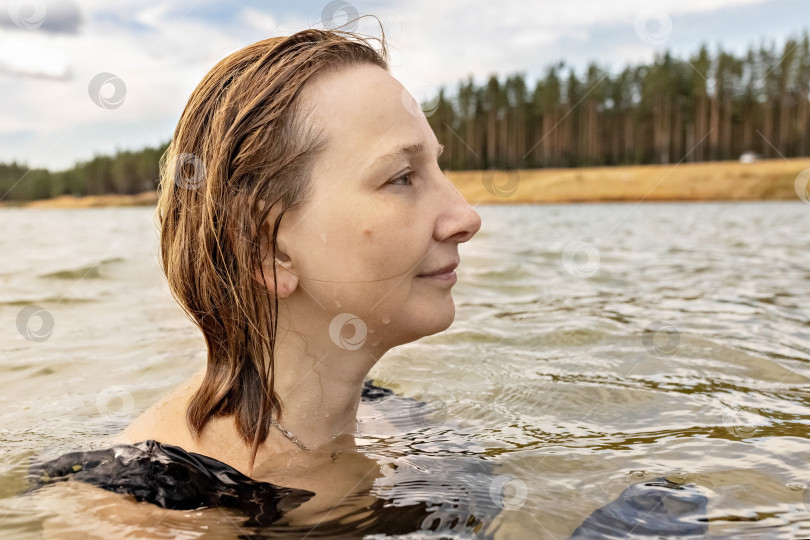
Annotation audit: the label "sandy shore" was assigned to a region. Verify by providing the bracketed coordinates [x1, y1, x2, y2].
[1, 190, 159, 209]
[2, 158, 809, 208]
[447, 157, 810, 204]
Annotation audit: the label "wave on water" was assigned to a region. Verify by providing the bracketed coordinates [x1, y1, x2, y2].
[38, 257, 126, 280]
[0, 296, 98, 306]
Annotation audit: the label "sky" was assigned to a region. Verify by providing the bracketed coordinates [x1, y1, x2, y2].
[0, 0, 808, 171]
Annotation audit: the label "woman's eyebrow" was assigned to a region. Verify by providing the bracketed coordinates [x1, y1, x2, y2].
[369, 142, 444, 168]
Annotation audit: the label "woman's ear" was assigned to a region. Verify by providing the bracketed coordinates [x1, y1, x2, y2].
[253, 213, 298, 298]
[254, 246, 298, 299]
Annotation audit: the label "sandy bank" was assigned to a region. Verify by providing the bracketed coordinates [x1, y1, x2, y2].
[1, 190, 159, 209]
[448, 158, 810, 204]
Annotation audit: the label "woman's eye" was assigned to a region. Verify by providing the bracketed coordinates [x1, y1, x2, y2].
[388, 172, 412, 186]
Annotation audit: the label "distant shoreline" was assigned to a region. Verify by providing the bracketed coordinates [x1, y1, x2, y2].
[2, 158, 808, 208]
[0, 190, 160, 209]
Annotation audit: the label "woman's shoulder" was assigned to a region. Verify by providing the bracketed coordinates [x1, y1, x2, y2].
[119, 369, 205, 447]
[120, 374, 395, 445]
[21, 378, 399, 530]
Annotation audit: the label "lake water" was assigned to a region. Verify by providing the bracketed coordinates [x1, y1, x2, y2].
[1, 202, 809, 538]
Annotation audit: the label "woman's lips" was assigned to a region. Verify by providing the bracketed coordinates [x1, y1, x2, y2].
[418, 260, 459, 277]
[416, 270, 457, 284]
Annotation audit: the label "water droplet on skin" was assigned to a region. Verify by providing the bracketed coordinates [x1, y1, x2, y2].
[320, 232, 328, 244]
[335, 300, 341, 308]
[381, 316, 391, 325]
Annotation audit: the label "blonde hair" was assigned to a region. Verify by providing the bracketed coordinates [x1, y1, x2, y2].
[155, 25, 389, 472]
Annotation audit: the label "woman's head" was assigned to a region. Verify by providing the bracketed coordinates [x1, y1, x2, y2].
[271, 60, 481, 346]
[155, 25, 480, 468]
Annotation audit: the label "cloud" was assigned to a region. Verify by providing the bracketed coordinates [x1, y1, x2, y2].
[0, 0, 82, 34]
[0, 0, 310, 170]
[379, 0, 775, 93]
[0, 32, 71, 78]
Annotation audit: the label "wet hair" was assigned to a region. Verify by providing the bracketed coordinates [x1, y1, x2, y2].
[154, 23, 389, 473]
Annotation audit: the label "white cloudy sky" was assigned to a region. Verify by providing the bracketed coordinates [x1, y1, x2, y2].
[0, 0, 808, 170]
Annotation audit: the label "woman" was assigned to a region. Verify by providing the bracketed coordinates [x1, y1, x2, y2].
[120, 22, 480, 477]
[25, 24, 487, 535]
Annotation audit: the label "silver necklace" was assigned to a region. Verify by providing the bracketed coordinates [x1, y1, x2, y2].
[268, 418, 359, 453]
[269, 417, 310, 451]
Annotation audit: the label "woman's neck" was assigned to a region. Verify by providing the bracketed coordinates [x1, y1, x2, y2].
[258, 313, 387, 454]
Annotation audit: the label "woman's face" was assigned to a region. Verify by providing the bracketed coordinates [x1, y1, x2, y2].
[276, 63, 481, 349]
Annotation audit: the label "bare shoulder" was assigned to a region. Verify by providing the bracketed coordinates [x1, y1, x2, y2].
[118, 368, 205, 447]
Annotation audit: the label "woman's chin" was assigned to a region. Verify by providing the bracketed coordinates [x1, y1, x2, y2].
[414, 302, 456, 337]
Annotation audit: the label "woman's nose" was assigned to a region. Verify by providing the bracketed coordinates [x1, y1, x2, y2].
[435, 177, 482, 243]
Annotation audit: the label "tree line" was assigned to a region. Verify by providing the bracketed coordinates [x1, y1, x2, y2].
[2, 31, 808, 202]
[427, 31, 810, 169]
[0, 145, 167, 202]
